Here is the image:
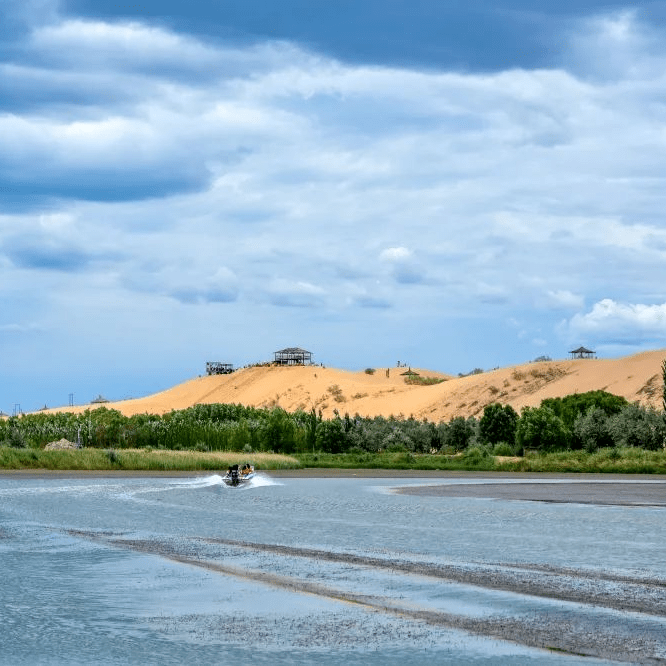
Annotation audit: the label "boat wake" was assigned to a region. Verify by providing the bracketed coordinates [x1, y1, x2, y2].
[246, 473, 281, 488]
[172, 474, 225, 489]
[173, 473, 281, 490]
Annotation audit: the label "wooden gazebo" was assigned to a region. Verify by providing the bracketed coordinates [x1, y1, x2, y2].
[569, 346, 596, 359]
[274, 347, 313, 366]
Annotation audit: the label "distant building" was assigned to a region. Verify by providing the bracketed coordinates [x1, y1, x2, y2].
[274, 347, 313, 366]
[569, 346, 596, 359]
[206, 362, 234, 375]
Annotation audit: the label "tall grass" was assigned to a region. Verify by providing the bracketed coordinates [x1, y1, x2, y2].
[296, 451, 497, 471]
[494, 448, 666, 474]
[2, 446, 665, 473]
[0, 447, 300, 471]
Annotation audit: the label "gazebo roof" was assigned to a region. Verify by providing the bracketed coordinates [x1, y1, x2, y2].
[275, 347, 310, 354]
[569, 346, 594, 354]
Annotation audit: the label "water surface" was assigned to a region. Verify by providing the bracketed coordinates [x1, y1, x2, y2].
[2, 473, 664, 664]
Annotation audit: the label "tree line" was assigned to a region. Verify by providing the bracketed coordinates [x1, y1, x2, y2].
[1, 391, 665, 454]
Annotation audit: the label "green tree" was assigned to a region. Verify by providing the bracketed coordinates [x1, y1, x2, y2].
[516, 406, 568, 452]
[261, 407, 296, 453]
[315, 417, 347, 453]
[479, 403, 518, 446]
[541, 391, 627, 433]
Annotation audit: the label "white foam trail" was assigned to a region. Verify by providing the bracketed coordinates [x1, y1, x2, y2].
[0, 483, 129, 497]
[171, 474, 224, 488]
[246, 473, 281, 488]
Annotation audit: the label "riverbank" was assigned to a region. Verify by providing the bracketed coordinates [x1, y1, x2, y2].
[2, 446, 666, 473]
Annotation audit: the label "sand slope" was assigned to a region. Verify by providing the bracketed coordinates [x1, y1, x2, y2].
[45, 349, 666, 421]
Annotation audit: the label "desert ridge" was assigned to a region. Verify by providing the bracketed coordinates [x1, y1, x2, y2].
[41, 349, 666, 421]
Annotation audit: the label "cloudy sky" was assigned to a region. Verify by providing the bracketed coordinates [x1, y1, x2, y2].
[2, 0, 666, 412]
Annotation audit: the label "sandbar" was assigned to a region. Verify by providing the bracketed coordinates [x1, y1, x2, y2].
[398, 479, 666, 506]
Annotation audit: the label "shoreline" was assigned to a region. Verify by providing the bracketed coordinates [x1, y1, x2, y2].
[3, 467, 666, 479]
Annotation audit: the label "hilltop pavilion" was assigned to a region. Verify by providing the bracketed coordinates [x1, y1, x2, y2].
[569, 346, 596, 359]
[274, 347, 313, 366]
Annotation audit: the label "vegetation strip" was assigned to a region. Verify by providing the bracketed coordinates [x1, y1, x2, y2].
[2, 388, 666, 472]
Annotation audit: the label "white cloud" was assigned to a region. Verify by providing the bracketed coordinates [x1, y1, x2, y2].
[378, 247, 425, 284]
[379, 247, 411, 262]
[32, 19, 224, 70]
[567, 299, 666, 341]
[266, 279, 326, 308]
[0, 322, 42, 333]
[5, 9, 666, 408]
[566, 9, 663, 80]
[546, 290, 584, 310]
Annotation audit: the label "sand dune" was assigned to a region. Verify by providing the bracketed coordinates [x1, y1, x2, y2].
[43, 349, 666, 421]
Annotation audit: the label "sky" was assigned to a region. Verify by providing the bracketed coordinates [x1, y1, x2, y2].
[2, 0, 666, 412]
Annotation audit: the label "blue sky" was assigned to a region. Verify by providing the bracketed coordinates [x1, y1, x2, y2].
[2, 0, 666, 412]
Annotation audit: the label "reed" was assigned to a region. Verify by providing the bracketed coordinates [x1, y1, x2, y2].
[0, 447, 300, 471]
[296, 452, 497, 471]
[2, 446, 665, 474]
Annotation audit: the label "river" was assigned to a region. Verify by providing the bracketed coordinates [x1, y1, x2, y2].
[1, 472, 665, 664]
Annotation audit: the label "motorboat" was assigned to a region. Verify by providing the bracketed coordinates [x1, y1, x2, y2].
[223, 463, 255, 486]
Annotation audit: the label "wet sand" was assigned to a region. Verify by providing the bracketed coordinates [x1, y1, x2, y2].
[70, 529, 666, 664]
[398, 479, 666, 506]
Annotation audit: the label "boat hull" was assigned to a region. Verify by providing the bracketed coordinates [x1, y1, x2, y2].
[222, 468, 255, 486]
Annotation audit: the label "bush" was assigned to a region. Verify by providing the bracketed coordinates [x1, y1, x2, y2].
[516, 406, 568, 452]
[384, 428, 413, 453]
[492, 442, 516, 456]
[364, 368, 376, 375]
[439, 416, 477, 452]
[105, 449, 120, 464]
[462, 445, 492, 466]
[6, 428, 26, 449]
[404, 376, 445, 386]
[608, 404, 666, 451]
[573, 407, 613, 452]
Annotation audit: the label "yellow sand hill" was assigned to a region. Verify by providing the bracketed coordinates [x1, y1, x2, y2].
[47, 349, 666, 421]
